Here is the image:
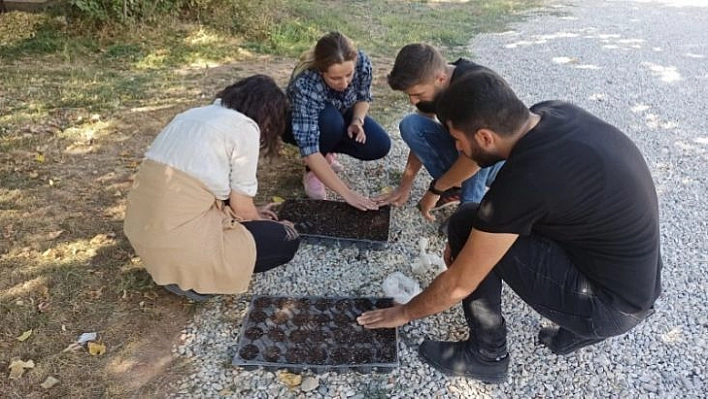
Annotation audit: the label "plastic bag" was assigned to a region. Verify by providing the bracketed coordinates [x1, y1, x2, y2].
[411, 237, 446, 276]
[382, 272, 422, 304]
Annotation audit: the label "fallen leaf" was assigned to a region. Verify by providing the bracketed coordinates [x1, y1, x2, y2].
[17, 329, 33, 342]
[35, 153, 45, 163]
[8, 359, 35, 380]
[272, 196, 285, 203]
[40, 376, 60, 389]
[87, 287, 103, 300]
[87, 341, 106, 356]
[277, 371, 302, 388]
[380, 185, 393, 195]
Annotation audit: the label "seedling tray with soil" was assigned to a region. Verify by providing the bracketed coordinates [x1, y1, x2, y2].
[276, 199, 391, 249]
[232, 295, 399, 373]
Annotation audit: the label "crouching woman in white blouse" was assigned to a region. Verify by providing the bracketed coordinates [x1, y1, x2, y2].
[124, 75, 301, 301]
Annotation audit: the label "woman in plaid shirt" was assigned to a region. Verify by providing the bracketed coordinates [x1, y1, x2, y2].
[284, 31, 391, 210]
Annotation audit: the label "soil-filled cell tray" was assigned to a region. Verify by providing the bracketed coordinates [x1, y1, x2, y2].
[276, 200, 391, 247]
[232, 296, 398, 373]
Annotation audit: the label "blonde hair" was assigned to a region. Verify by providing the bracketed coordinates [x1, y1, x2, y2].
[292, 32, 357, 79]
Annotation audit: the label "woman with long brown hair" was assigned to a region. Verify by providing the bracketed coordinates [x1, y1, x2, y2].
[124, 75, 301, 301]
[285, 31, 391, 210]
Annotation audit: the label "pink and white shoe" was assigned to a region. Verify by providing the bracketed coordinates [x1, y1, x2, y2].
[303, 171, 327, 200]
[326, 153, 344, 173]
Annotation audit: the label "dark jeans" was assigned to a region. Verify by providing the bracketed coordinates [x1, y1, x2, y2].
[448, 203, 652, 356]
[283, 103, 391, 160]
[241, 220, 301, 273]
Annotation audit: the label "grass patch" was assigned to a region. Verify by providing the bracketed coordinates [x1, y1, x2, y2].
[1, 0, 543, 396]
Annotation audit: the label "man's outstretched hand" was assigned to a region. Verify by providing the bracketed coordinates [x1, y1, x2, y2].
[356, 304, 410, 329]
[375, 185, 411, 207]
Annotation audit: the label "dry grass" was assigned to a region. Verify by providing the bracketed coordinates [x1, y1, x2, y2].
[0, 50, 305, 396]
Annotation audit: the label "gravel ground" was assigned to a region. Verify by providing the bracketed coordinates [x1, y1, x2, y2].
[171, 1, 708, 397]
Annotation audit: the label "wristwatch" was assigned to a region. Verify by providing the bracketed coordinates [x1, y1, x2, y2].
[428, 179, 445, 195]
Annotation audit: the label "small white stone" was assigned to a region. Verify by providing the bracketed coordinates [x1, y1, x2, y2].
[301, 376, 319, 392]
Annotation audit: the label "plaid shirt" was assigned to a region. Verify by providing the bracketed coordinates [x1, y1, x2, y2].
[287, 50, 373, 157]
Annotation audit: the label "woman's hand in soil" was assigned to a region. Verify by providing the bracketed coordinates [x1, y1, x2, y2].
[343, 190, 379, 211]
[347, 120, 367, 144]
[357, 304, 410, 329]
[256, 203, 279, 220]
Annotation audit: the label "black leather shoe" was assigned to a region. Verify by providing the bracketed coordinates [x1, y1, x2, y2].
[538, 326, 604, 355]
[418, 339, 509, 383]
[164, 284, 214, 302]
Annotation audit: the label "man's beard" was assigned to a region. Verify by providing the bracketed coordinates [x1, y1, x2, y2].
[415, 100, 437, 114]
[468, 143, 503, 168]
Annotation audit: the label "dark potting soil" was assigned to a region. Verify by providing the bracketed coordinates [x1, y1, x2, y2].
[233, 295, 398, 370]
[276, 200, 391, 243]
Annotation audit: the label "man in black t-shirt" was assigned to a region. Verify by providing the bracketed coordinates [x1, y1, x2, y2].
[377, 43, 505, 222]
[358, 71, 662, 383]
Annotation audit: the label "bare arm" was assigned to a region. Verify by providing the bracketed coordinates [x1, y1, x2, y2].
[348, 101, 370, 143]
[350, 101, 370, 124]
[228, 190, 261, 221]
[304, 152, 378, 211]
[376, 150, 423, 206]
[418, 155, 481, 221]
[357, 229, 519, 328]
[435, 155, 480, 191]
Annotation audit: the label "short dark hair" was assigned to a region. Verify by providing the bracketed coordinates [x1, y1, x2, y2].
[216, 75, 288, 157]
[387, 43, 447, 91]
[436, 70, 529, 138]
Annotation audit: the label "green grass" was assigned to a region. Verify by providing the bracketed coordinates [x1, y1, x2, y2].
[255, 0, 541, 57]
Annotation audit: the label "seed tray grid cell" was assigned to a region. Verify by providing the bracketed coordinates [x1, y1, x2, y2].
[276, 200, 391, 249]
[232, 296, 399, 373]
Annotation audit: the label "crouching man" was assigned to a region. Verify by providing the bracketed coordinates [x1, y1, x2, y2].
[357, 70, 662, 383]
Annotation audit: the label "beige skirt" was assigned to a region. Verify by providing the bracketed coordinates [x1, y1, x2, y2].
[123, 160, 256, 294]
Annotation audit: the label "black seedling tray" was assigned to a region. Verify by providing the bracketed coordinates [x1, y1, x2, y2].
[232, 296, 399, 373]
[276, 199, 391, 250]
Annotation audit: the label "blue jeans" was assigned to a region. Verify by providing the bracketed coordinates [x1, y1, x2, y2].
[320, 104, 391, 160]
[399, 114, 503, 202]
[284, 104, 391, 161]
[448, 203, 653, 356]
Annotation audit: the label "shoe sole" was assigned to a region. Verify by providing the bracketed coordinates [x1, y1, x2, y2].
[417, 350, 508, 384]
[164, 284, 213, 302]
[430, 200, 460, 212]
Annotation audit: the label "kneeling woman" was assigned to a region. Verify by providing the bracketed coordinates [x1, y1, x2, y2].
[285, 31, 391, 210]
[124, 75, 301, 301]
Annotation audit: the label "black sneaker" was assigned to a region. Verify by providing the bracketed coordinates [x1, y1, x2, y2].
[418, 339, 509, 383]
[538, 326, 604, 355]
[431, 187, 462, 211]
[164, 284, 214, 302]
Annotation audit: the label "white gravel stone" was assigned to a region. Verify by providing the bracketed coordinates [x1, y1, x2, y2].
[301, 376, 319, 392]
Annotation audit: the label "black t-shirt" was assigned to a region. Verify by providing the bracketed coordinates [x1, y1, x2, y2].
[415, 58, 492, 114]
[473, 101, 662, 313]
